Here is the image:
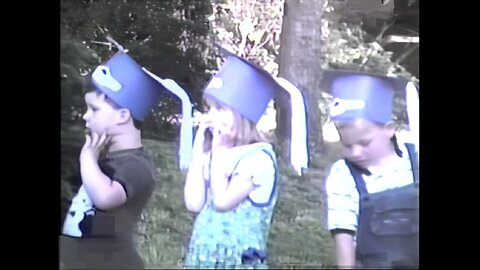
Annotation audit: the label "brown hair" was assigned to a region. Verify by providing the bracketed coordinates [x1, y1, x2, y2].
[335, 119, 402, 155]
[90, 89, 143, 129]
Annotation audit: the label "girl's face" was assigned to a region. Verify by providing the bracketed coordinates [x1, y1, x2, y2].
[205, 105, 235, 148]
[336, 118, 396, 169]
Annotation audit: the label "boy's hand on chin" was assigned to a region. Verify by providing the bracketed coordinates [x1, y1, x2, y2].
[80, 131, 111, 162]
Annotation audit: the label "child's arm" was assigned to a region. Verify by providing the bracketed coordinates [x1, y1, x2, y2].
[332, 231, 356, 268]
[209, 153, 255, 211]
[184, 125, 209, 212]
[80, 132, 127, 210]
[209, 148, 272, 212]
[325, 160, 360, 268]
[184, 157, 207, 212]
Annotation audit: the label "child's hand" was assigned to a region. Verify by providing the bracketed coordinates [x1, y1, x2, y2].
[211, 124, 233, 149]
[192, 122, 212, 155]
[80, 132, 111, 163]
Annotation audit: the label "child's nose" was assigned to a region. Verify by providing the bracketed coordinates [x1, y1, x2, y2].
[82, 111, 90, 121]
[350, 145, 363, 157]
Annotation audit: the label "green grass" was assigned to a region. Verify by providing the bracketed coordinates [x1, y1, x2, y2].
[135, 140, 194, 268]
[135, 139, 343, 268]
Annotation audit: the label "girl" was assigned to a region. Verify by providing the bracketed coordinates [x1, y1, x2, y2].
[183, 50, 308, 269]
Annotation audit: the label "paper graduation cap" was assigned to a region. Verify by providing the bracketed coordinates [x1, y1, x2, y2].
[323, 69, 419, 151]
[202, 47, 309, 175]
[91, 51, 193, 170]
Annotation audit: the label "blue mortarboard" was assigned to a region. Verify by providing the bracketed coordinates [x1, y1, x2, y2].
[91, 51, 194, 170]
[91, 51, 168, 122]
[201, 47, 309, 175]
[323, 69, 409, 125]
[204, 49, 279, 123]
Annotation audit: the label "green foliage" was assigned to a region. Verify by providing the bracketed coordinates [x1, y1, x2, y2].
[135, 139, 194, 268]
[60, 26, 100, 125]
[61, 0, 216, 140]
[320, 0, 419, 129]
[61, 26, 101, 214]
[209, 0, 284, 73]
[321, 1, 416, 78]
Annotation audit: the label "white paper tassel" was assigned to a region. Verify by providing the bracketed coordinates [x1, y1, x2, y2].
[274, 77, 309, 175]
[142, 68, 193, 171]
[405, 81, 419, 155]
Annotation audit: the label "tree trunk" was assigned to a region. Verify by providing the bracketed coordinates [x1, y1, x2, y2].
[276, 0, 326, 164]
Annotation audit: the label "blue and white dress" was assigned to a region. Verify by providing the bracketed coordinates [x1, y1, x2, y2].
[184, 142, 278, 269]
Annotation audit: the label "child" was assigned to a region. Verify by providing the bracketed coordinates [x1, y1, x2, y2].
[323, 70, 419, 268]
[60, 50, 192, 269]
[183, 49, 309, 269]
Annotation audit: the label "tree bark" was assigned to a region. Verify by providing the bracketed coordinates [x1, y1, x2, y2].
[276, 0, 326, 163]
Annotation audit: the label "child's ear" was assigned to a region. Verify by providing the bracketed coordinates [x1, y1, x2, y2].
[384, 121, 396, 138]
[116, 108, 132, 124]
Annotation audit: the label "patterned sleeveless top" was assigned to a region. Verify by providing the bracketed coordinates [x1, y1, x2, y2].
[184, 143, 278, 269]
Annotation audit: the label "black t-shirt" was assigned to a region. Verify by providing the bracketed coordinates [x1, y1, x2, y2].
[60, 147, 158, 269]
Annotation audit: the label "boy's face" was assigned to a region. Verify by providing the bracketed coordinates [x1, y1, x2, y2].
[82, 91, 119, 135]
[336, 118, 395, 168]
